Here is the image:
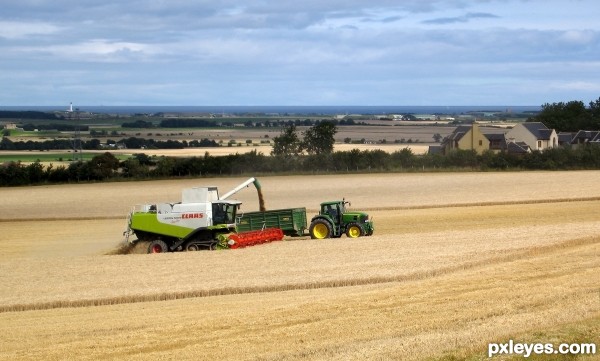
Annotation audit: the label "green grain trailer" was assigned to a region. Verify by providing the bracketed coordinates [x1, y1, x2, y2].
[236, 208, 307, 236]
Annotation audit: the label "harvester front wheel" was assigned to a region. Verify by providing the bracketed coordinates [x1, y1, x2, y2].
[345, 223, 364, 238]
[309, 219, 333, 239]
[148, 240, 169, 254]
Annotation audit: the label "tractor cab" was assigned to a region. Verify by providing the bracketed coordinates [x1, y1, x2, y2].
[320, 200, 345, 225]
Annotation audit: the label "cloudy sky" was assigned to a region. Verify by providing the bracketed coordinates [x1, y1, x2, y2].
[1, 0, 598, 106]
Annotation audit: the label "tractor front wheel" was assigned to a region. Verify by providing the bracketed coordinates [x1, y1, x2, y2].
[345, 223, 364, 238]
[148, 240, 169, 253]
[309, 219, 333, 239]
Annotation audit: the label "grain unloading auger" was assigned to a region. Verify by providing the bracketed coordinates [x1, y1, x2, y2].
[220, 177, 266, 212]
[123, 177, 282, 253]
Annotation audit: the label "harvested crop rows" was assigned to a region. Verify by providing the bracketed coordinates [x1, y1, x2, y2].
[0, 171, 599, 360]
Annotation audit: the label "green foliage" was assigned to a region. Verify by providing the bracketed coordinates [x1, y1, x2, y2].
[272, 121, 340, 156]
[0, 111, 64, 120]
[445, 150, 479, 168]
[271, 124, 301, 157]
[121, 120, 154, 128]
[532, 98, 600, 132]
[0, 136, 218, 151]
[159, 118, 219, 128]
[26, 161, 44, 183]
[391, 148, 415, 168]
[89, 152, 120, 179]
[0, 137, 15, 150]
[0, 138, 95, 151]
[301, 121, 337, 155]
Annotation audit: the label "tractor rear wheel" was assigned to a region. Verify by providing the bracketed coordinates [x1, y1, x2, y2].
[345, 223, 364, 238]
[309, 219, 333, 239]
[148, 240, 169, 253]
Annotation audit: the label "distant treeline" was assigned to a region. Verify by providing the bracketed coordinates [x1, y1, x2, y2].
[121, 120, 155, 128]
[2, 145, 600, 186]
[159, 119, 218, 128]
[0, 111, 64, 120]
[0, 137, 218, 151]
[147, 118, 361, 128]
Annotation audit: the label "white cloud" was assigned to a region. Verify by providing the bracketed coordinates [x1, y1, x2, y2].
[70, 39, 151, 55]
[10, 39, 163, 63]
[559, 30, 596, 45]
[0, 21, 64, 39]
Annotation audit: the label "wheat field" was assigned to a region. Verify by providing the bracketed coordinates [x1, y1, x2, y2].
[0, 171, 599, 360]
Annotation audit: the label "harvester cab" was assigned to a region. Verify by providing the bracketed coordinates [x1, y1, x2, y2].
[308, 199, 374, 239]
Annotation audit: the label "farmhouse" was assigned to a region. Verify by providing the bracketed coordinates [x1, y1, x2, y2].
[443, 122, 562, 154]
[505, 122, 558, 151]
[442, 123, 489, 155]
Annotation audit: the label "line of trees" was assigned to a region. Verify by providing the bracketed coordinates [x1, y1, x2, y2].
[121, 120, 154, 128]
[147, 118, 361, 129]
[0, 111, 64, 120]
[0, 137, 218, 151]
[2, 144, 600, 186]
[532, 97, 600, 131]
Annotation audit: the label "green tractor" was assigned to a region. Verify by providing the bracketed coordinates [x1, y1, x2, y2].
[308, 200, 374, 239]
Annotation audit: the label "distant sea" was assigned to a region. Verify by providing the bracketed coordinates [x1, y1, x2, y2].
[0, 105, 541, 115]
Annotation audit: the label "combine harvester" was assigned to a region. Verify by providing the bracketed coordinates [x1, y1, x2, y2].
[124, 177, 285, 253]
[124, 177, 374, 253]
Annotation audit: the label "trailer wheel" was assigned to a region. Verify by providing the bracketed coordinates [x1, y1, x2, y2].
[309, 219, 333, 239]
[345, 223, 364, 238]
[148, 240, 169, 253]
